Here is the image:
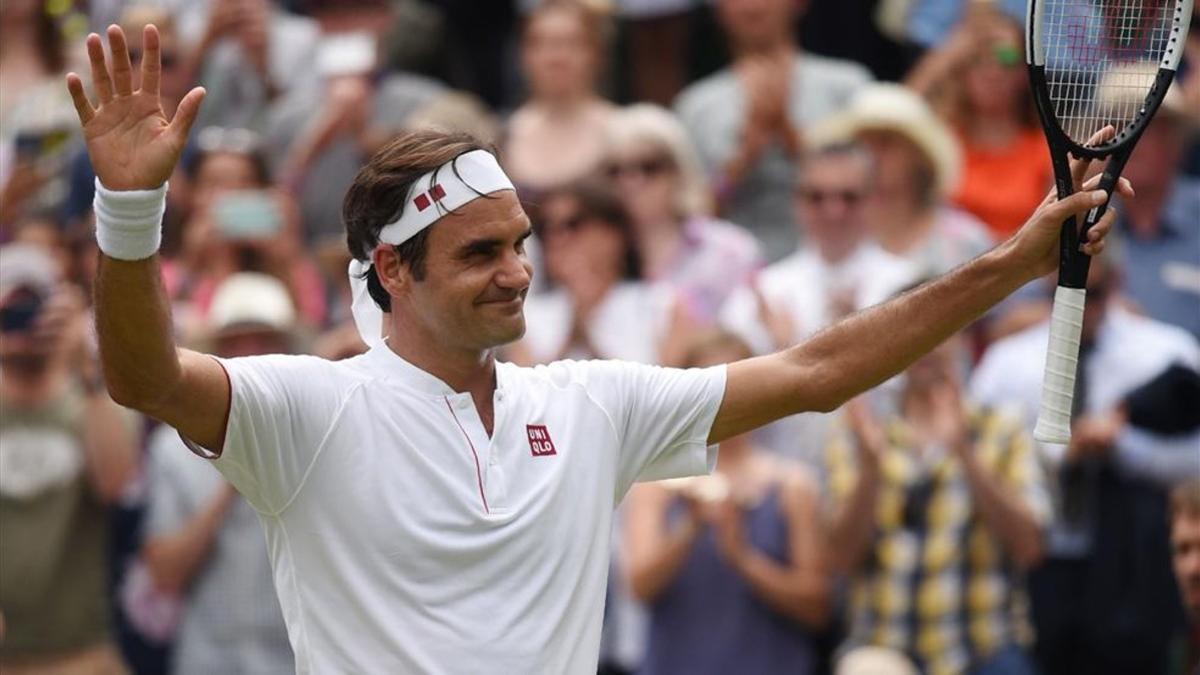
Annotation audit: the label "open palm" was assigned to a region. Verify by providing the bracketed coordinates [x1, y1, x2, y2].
[66, 25, 205, 191]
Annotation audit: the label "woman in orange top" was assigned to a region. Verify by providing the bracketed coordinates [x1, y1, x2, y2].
[908, 7, 1053, 239]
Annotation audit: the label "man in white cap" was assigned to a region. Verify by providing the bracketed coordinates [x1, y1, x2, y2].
[69, 25, 1123, 674]
[141, 273, 298, 675]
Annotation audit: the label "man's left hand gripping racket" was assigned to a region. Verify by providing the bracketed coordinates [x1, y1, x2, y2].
[1025, 0, 1193, 443]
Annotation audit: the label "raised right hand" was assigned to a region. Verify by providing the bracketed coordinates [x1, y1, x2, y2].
[66, 25, 205, 191]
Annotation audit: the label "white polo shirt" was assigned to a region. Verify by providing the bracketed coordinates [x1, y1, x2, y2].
[201, 345, 726, 674]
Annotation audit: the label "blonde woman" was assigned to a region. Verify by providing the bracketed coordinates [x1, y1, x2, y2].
[604, 104, 763, 323]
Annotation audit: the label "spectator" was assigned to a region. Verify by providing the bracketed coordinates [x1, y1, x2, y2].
[509, 180, 668, 365]
[827, 333, 1049, 675]
[1109, 83, 1200, 339]
[674, 0, 872, 258]
[625, 329, 827, 675]
[141, 273, 296, 675]
[169, 130, 328, 332]
[971, 257, 1200, 675]
[179, 0, 320, 130]
[0, 243, 139, 672]
[265, 33, 446, 242]
[613, 0, 695, 106]
[719, 140, 914, 463]
[505, 0, 616, 195]
[834, 83, 994, 278]
[907, 8, 1052, 239]
[720, 141, 915, 356]
[0, 0, 79, 231]
[604, 104, 763, 323]
[1170, 481, 1200, 675]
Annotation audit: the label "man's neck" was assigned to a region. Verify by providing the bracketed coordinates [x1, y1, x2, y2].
[386, 331, 496, 395]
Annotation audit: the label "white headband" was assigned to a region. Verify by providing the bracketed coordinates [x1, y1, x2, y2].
[348, 149, 516, 348]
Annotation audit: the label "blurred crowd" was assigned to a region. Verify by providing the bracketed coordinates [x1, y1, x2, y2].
[1, 0, 1199, 674]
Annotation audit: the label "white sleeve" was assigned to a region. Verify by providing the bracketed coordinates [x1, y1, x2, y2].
[203, 354, 355, 515]
[581, 360, 728, 496]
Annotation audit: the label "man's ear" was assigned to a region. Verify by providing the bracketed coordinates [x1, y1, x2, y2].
[373, 246, 409, 300]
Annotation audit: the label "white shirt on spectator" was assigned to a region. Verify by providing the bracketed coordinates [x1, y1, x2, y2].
[195, 346, 726, 674]
[521, 282, 674, 364]
[969, 306, 1200, 484]
[718, 244, 915, 465]
[146, 425, 293, 675]
[720, 244, 916, 354]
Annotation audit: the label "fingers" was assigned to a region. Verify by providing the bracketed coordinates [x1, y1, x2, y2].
[1067, 125, 1115, 188]
[86, 33, 114, 103]
[1043, 187, 1108, 224]
[1081, 207, 1116, 256]
[139, 24, 161, 96]
[65, 73, 96, 125]
[168, 86, 207, 142]
[107, 25, 134, 97]
[1080, 173, 1136, 200]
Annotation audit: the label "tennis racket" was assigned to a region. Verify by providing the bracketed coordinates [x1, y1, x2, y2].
[1025, 0, 1192, 443]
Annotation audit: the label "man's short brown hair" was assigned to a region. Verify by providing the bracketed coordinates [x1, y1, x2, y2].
[1171, 481, 1200, 522]
[342, 130, 494, 310]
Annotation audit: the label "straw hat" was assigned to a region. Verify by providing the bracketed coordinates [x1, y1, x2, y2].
[815, 83, 963, 197]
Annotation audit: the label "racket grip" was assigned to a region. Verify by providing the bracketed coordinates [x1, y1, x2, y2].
[1033, 286, 1087, 444]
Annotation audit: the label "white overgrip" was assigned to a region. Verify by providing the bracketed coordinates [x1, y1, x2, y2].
[1034, 286, 1087, 443]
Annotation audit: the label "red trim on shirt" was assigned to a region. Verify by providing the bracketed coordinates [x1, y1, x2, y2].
[443, 396, 490, 514]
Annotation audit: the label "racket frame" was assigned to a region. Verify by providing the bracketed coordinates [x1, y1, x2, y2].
[1024, 0, 1192, 441]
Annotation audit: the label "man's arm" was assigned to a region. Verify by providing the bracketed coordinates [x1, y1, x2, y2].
[67, 26, 226, 449]
[709, 185, 1118, 445]
[95, 257, 229, 449]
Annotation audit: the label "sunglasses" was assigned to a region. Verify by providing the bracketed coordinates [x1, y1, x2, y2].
[797, 188, 864, 207]
[605, 157, 672, 180]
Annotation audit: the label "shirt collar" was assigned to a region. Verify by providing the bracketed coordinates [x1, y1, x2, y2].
[363, 344, 471, 397]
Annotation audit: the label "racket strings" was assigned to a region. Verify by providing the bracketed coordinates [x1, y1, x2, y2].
[1040, 0, 1176, 145]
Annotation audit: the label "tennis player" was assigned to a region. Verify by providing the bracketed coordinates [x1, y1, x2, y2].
[70, 25, 1126, 674]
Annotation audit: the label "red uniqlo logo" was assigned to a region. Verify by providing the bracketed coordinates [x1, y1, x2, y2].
[526, 425, 557, 457]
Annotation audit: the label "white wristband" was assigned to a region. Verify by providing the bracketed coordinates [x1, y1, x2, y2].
[93, 178, 168, 261]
